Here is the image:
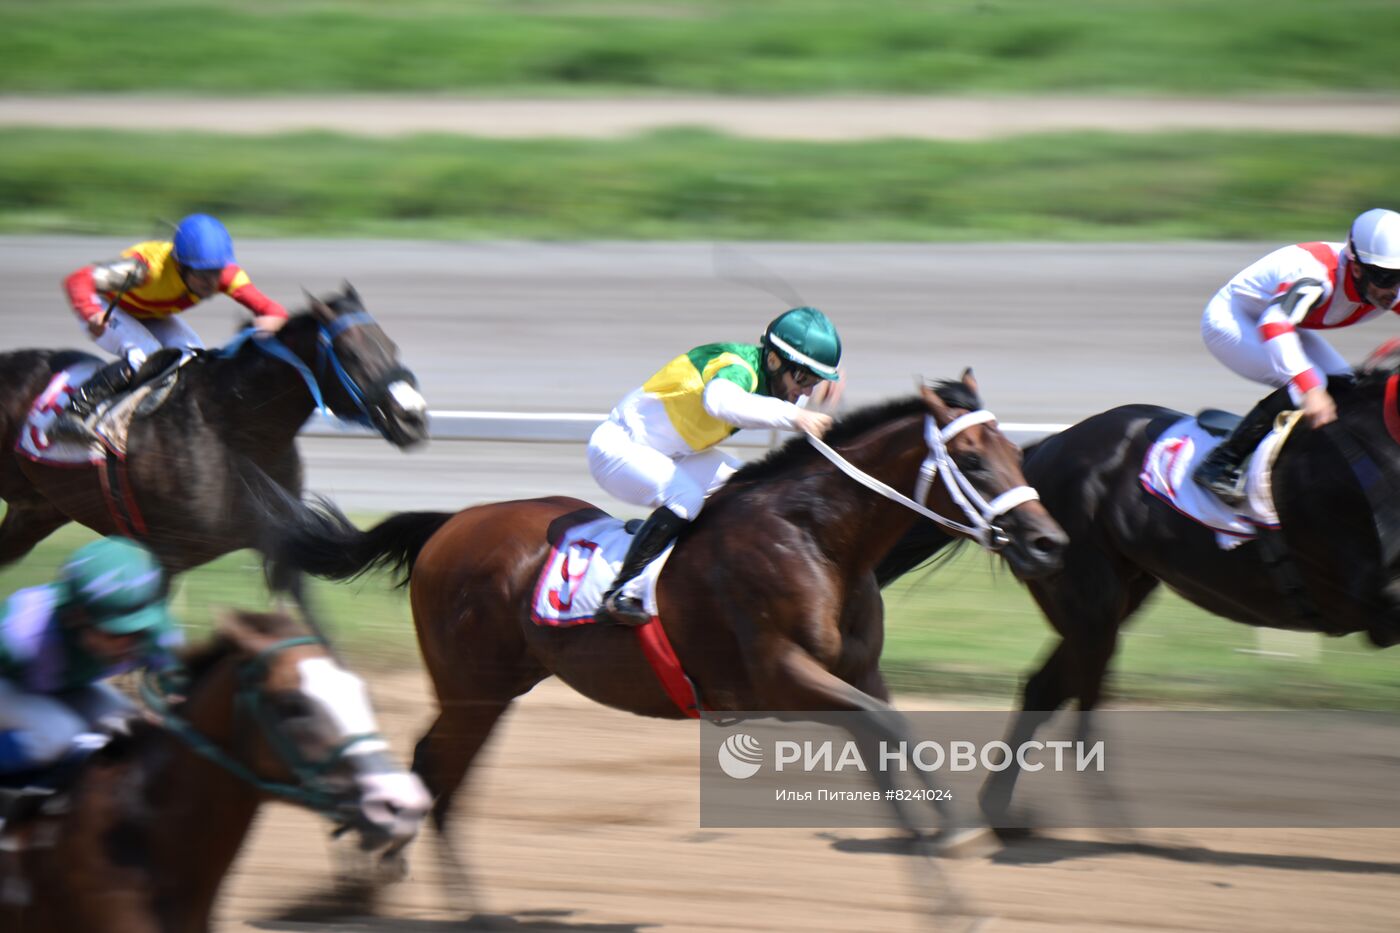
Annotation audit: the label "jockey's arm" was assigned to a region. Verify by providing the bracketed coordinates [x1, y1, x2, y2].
[221, 267, 288, 330]
[703, 377, 807, 431]
[1259, 279, 1336, 426]
[1258, 279, 1328, 403]
[64, 257, 147, 334]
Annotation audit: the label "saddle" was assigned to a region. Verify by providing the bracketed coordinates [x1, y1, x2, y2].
[1194, 408, 1242, 438]
[87, 349, 191, 452]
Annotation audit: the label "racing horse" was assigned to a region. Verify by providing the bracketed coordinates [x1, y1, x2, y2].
[0, 608, 430, 933]
[0, 285, 427, 574]
[267, 373, 1068, 847]
[876, 348, 1400, 831]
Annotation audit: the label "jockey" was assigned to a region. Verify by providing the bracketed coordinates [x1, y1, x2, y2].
[1194, 208, 1400, 505]
[54, 213, 288, 435]
[0, 537, 181, 777]
[589, 306, 842, 625]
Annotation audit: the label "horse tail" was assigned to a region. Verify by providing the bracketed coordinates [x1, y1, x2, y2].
[269, 496, 453, 588]
[234, 453, 452, 588]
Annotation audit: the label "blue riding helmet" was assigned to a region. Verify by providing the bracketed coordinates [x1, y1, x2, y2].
[172, 214, 236, 271]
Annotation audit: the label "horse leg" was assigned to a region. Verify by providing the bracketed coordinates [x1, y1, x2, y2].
[0, 501, 70, 569]
[978, 641, 1072, 833]
[413, 679, 540, 916]
[985, 561, 1155, 837]
[766, 645, 987, 854]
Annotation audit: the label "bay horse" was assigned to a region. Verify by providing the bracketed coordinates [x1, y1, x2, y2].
[267, 373, 1068, 848]
[876, 349, 1400, 831]
[0, 285, 427, 574]
[0, 608, 430, 933]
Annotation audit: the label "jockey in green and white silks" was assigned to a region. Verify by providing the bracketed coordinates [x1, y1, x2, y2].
[0, 537, 181, 776]
[588, 306, 843, 625]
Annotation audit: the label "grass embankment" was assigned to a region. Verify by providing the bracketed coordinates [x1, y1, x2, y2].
[2, 129, 1398, 241]
[3, 522, 1395, 708]
[3, 0, 1398, 94]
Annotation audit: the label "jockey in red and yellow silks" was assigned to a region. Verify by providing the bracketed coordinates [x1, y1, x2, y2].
[54, 214, 288, 436]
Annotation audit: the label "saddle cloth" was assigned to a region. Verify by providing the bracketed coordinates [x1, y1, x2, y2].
[530, 516, 674, 627]
[1139, 412, 1301, 549]
[15, 359, 183, 466]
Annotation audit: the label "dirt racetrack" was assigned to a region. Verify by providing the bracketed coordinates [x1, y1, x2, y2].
[212, 669, 1400, 933]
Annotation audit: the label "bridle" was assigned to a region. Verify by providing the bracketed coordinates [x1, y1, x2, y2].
[807, 408, 1040, 550]
[219, 309, 417, 428]
[140, 636, 385, 819]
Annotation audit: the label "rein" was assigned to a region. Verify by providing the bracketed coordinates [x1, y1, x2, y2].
[807, 409, 1039, 549]
[139, 635, 383, 816]
[217, 310, 386, 426]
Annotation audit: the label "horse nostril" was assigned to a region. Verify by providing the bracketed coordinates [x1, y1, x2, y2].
[1031, 535, 1065, 559]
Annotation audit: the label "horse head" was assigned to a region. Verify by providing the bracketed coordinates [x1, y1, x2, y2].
[919, 369, 1068, 579]
[298, 283, 429, 448]
[151, 609, 429, 858]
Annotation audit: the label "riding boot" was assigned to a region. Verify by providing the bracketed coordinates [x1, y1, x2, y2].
[1193, 385, 1295, 506]
[596, 506, 689, 626]
[48, 359, 135, 440]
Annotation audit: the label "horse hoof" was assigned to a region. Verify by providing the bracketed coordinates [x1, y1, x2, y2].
[932, 825, 1000, 859]
[991, 824, 1037, 843]
[375, 850, 410, 885]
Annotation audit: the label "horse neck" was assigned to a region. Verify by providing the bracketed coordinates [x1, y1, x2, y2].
[214, 324, 321, 452]
[140, 662, 264, 923]
[803, 415, 932, 572]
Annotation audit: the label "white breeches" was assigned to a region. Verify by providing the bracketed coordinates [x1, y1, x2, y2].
[87, 309, 204, 369]
[1201, 293, 1350, 402]
[0, 679, 132, 772]
[587, 418, 741, 520]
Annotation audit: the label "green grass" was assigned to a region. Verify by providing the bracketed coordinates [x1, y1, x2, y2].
[1, 127, 1398, 241]
[4, 0, 1400, 94]
[6, 521, 1398, 708]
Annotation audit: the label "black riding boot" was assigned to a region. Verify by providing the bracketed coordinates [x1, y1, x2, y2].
[49, 359, 135, 439]
[596, 506, 689, 626]
[1193, 385, 1295, 506]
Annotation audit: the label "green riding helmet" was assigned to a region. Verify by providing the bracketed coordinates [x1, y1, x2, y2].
[60, 536, 173, 636]
[762, 306, 842, 380]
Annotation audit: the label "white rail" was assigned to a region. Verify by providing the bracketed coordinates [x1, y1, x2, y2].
[303, 410, 1068, 446]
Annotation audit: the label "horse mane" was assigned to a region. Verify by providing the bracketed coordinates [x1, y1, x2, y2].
[726, 379, 980, 490]
[175, 609, 309, 683]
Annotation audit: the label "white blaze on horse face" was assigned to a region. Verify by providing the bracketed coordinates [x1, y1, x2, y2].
[387, 381, 426, 417]
[295, 657, 390, 757]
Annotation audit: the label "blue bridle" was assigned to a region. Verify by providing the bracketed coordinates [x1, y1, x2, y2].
[218, 310, 382, 426]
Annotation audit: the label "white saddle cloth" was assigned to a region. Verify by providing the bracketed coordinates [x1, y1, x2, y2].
[530, 516, 674, 626]
[14, 363, 103, 465]
[1138, 413, 1300, 550]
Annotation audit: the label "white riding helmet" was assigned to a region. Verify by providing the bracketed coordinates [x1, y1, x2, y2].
[1347, 208, 1400, 270]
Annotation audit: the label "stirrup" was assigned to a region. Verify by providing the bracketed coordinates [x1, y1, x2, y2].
[1196, 466, 1247, 506]
[46, 412, 98, 443]
[596, 591, 651, 627]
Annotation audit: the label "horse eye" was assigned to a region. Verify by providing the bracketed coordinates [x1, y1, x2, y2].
[960, 454, 985, 473]
[272, 694, 314, 719]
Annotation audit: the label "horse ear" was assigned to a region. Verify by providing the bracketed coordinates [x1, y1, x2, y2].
[920, 380, 951, 422]
[961, 367, 979, 396]
[304, 290, 336, 324]
[342, 281, 362, 306]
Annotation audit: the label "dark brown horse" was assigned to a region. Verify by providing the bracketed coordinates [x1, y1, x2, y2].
[0, 285, 427, 575]
[268, 374, 1068, 849]
[0, 608, 429, 933]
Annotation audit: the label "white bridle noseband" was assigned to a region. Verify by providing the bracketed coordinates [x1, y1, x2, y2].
[806, 409, 1040, 549]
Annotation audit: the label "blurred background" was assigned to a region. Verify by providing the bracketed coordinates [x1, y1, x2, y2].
[3, 0, 1400, 707]
[6, 4, 1400, 932]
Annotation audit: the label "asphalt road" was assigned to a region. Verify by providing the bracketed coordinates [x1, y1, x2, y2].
[2, 237, 1388, 511]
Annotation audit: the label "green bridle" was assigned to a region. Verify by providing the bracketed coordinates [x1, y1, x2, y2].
[140, 635, 385, 817]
